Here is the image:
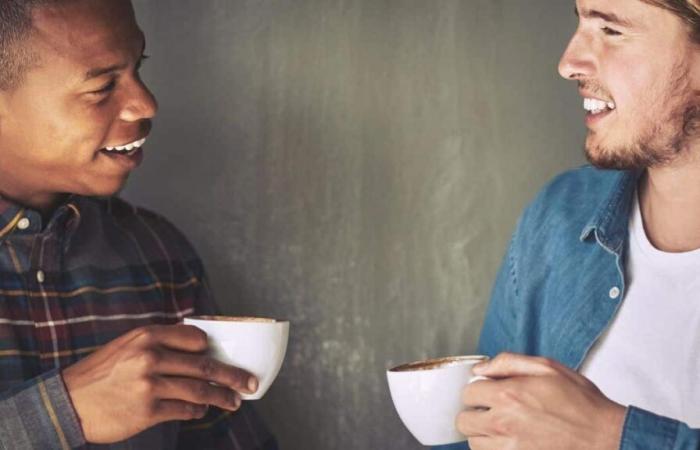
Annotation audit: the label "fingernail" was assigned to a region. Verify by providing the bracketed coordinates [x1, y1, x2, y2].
[233, 394, 241, 409]
[248, 376, 258, 393]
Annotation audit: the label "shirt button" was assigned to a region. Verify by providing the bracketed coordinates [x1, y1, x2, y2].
[609, 286, 621, 299]
[17, 218, 30, 230]
[36, 270, 45, 283]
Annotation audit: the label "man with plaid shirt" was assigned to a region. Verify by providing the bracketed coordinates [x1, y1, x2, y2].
[0, 0, 277, 448]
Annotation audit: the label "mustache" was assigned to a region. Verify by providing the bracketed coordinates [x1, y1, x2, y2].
[578, 80, 611, 99]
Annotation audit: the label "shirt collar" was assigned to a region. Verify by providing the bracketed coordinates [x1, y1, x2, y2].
[0, 197, 26, 239]
[579, 169, 643, 254]
[0, 194, 83, 241]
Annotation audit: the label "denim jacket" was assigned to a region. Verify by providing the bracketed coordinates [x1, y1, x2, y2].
[437, 165, 699, 450]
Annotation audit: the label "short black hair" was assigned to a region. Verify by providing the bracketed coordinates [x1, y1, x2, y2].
[0, 0, 56, 91]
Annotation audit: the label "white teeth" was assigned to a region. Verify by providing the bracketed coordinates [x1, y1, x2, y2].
[583, 98, 615, 114]
[104, 137, 147, 152]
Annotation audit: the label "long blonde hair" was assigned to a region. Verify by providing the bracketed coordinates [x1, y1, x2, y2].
[642, 0, 700, 43]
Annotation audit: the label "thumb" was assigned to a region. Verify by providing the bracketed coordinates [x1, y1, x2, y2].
[472, 352, 560, 378]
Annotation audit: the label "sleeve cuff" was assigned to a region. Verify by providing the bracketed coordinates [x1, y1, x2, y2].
[619, 406, 679, 450]
[0, 369, 85, 449]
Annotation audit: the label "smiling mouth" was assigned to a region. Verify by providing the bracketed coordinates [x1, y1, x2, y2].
[583, 98, 616, 116]
[102, 137, 147, 155]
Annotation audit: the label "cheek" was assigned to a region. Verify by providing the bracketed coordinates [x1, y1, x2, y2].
[46, 104, 115, 158]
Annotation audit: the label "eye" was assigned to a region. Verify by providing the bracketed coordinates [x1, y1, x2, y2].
[602, 26, 622, 36]
[136, 54, 150, 71]
[90, 79, 116, 96]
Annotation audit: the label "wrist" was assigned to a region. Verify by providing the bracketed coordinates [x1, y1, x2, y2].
[600, 403, 627, 450]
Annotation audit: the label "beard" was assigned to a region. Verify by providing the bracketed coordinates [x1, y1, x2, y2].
[584, 61, 700, 171]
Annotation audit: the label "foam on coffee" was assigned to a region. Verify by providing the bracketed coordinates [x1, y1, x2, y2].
[389, 355, 487, 372]
[190, 315, 279, 323]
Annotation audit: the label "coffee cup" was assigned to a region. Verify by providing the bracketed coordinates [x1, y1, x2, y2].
[183, 316, 289, 400]
[386, 355, 489, 446]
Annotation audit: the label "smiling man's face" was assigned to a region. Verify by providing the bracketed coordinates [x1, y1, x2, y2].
[0, 0, 157, 210]
[559, 0, 700, 169]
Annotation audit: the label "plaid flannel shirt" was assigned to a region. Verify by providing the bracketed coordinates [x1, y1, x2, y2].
[0, 195, 277, 450]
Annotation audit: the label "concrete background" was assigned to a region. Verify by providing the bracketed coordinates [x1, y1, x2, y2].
[125, 1, 585, 448]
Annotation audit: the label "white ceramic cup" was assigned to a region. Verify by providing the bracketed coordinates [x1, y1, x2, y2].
[386, 355, 489, 446]
[183, 316, 289, 400]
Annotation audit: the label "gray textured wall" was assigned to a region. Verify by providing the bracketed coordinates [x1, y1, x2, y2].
[124, 1, 585, 448]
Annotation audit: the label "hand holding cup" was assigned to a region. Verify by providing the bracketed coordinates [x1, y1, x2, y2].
[183, 316, 289, 400]
[62, 324, 257, 444]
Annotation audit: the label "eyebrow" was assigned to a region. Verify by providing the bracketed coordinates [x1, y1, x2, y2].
[83, 36, 147, 81]
[575, 7, 634, 28]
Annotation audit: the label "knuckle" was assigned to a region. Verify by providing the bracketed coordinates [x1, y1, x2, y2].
[534, 356, 560, 373]
[497, 351, 516, 361]
[196, 380, 212, 399]
[137, 349, 161, 371]
[497, 387, 519, 405]
[199, 357, 218, 379]
[534, 356, 553, 366]
[491, 414, 515, 436]
[136, 377, 156, 398]
[136, 326, 157, 343]
[142, 399, 159, 418]
[184, 402, 206, 419]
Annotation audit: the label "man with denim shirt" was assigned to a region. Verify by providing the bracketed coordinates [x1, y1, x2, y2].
[0, 0, 276, 448]
[437, 0, 700, 449]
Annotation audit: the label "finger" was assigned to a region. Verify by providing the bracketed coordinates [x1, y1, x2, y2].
[461, 379, 501, 409]
[152, 399, 209, 423]
[153, 349, 258, 394]
[456, 409, 494, 438]
[472, 352, 565, 379]
[153, 376, 241, 412]
[467, 436, 505, 450]
[133, 324, 209, 353]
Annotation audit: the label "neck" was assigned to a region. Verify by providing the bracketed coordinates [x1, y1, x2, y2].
[0, 188, 66, 219]
[639, 153, 700, 252]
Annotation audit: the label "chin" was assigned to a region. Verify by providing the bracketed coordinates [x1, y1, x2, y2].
[79, 176, 129, 198]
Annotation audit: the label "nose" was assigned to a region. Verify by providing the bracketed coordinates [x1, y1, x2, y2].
[558, 28, 597, 81]
[119, 77, 158, 123]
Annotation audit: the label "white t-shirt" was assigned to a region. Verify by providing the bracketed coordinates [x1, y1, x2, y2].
[579, 192, 700, 427]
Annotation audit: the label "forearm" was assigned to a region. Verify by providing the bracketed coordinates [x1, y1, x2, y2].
[0, 369, 85, 450]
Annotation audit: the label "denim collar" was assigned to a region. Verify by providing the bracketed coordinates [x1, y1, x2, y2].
[579, 169, 642, 255]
